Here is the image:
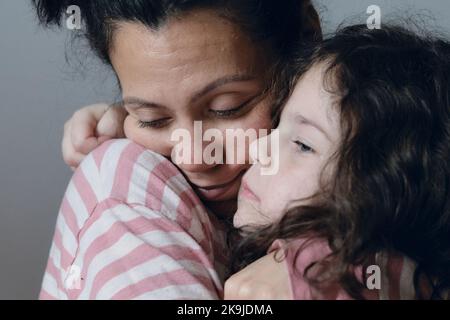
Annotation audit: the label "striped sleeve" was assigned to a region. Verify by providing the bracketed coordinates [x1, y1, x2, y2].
[40, 139, 228, 300]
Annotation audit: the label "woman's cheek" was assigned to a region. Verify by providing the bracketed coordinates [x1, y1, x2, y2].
[229, 105, 273, 162]
[249, 102, 273, 132]
[228, 100, 272, 132]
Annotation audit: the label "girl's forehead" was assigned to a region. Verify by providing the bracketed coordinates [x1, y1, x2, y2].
[285, 66, 327, 118]
[283, 65, 341, 138]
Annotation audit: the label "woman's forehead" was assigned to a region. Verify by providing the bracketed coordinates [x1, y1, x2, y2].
[109, 13, 269, 92]
[110, 12, 264, 68]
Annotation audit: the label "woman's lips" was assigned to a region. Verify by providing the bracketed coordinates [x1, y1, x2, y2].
[238, 180, 260, 203]
[193, 172, 245, 201]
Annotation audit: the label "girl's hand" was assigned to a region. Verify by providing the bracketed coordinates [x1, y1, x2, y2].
[62, 103, 127, 169]
[224, 251, 292, 300]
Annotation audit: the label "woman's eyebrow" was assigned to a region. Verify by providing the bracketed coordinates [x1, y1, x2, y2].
[190, 74, 256, 104]
[119, 74, 256, 110]
[295, 115, 332, 141]
[119, 97, 167, 110]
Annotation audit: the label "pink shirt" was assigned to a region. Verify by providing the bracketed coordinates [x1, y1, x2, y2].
[40, 139, 229, 300]
[269, 238, 446, 300]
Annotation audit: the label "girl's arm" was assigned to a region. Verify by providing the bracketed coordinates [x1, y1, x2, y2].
[41, 139, 228, 299]
[224, 251, 292, 300]
[224, 239, 346, 300]
[225, 239, 422, 300]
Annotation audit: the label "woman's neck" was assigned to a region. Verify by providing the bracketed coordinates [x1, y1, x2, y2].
[205, 199, 237, 221]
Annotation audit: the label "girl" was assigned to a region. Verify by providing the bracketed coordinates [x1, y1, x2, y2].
[33, 0, 322, 299]
[228, 24, 450, 299]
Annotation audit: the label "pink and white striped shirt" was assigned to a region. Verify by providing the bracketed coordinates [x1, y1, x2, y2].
[270, 238, 450, 300]
[40, 139, 229, 300]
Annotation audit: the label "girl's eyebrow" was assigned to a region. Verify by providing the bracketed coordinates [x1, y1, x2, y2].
[295, 115, 332, 141]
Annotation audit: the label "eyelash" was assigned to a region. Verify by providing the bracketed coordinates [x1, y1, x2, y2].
[138, 118, 171, 129]
[137, 94, 260, 129]
[293, 140, 314, 153]
[208, 95, 258, 118]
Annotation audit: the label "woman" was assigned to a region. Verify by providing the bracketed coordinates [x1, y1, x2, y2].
[33, 0, 321, 299]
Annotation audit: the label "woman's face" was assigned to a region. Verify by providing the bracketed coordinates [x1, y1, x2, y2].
[234, 64, 341, 228]
[110, 10, 272, 213]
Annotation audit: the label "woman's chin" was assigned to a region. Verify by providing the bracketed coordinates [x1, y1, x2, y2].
[195, 175, 242, 203]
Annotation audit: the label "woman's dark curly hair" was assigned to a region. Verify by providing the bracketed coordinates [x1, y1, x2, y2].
[232, 24, 450, 299]
[31, 0, 322, 65]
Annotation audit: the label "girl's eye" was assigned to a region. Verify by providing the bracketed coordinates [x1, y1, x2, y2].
[138, 118, 171, 129]
[293, 140, 314, 153]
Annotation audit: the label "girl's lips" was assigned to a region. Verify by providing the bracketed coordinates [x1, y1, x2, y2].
[238, 180, 260, 203]
[194, 172, 245, 201]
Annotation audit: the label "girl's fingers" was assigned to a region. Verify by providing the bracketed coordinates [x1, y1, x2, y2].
[96, 106, 127, 139]
[70, 104, 110, 154]
[62, 120, 87, 168]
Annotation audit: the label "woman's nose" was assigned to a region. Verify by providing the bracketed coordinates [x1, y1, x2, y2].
[169, 122, 219, 173]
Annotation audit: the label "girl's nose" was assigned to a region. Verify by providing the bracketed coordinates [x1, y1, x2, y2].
[249, 129, 280, 175]
[250, 130, 276, 164]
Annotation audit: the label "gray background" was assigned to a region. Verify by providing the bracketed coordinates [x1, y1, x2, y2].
[0, 0, 449, 300]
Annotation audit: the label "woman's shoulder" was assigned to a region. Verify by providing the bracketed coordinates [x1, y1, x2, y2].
[74, 138, 208, 227]
[88, 139, 170, 179]
[75, 139, 190, 205]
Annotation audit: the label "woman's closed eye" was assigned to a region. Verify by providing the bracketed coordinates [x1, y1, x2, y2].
[209, 103, 247, 118]
[138, 117, 172, 129]
[208, 93, 264, 119]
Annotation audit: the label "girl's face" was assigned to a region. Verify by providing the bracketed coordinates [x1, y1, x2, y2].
[110, 10, 272, 214]
[234, 64, 341, 228]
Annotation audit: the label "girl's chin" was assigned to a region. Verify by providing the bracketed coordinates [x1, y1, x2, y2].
[233, 210, 250, 229]
[233, 202, 253, 228]
[234, 199, 267, 228]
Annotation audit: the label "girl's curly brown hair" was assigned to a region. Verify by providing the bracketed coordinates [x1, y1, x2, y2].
[232, 24, 450, 300]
